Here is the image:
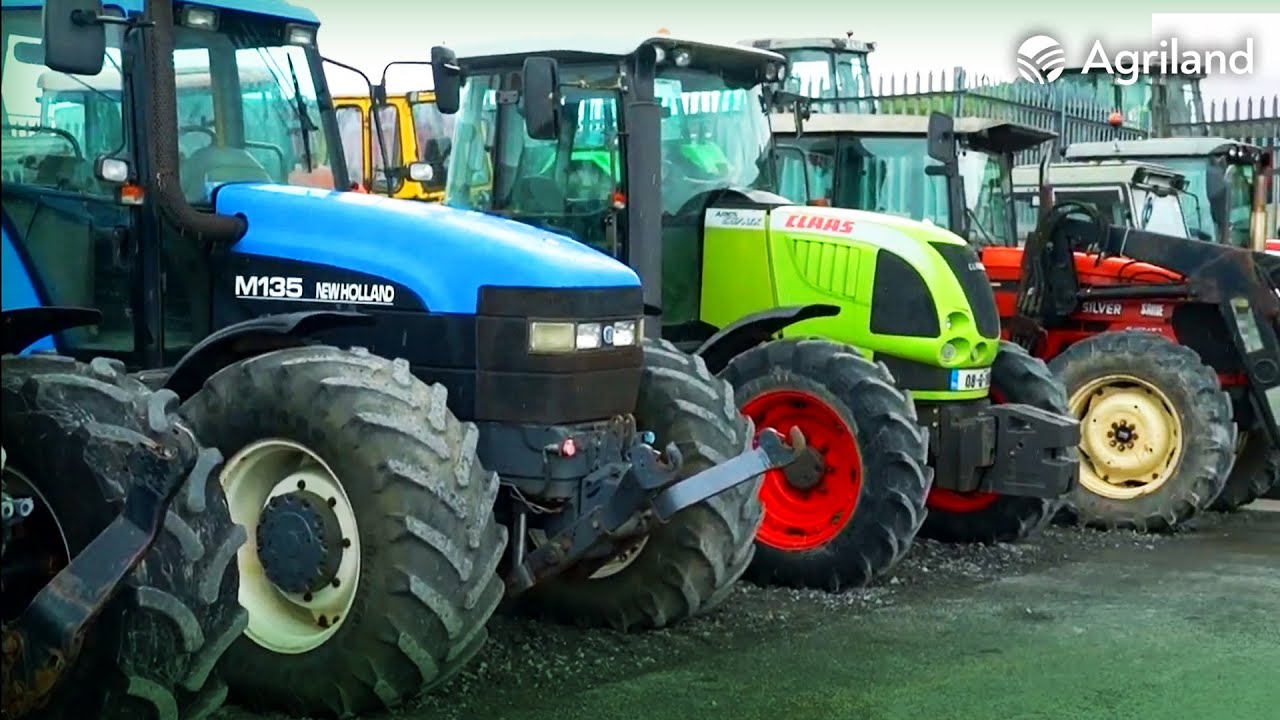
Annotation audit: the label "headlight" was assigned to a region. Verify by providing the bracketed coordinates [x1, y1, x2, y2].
[529, 321, 576, 353]
[528, 319, 643, 353]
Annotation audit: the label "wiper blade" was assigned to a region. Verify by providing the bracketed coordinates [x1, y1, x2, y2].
[287, 54, 315, 173]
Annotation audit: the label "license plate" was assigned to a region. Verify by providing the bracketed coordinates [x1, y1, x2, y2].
[949, 368, 991, 391]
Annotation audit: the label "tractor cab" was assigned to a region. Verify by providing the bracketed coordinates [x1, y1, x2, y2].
[441, 34, 791, 335]
[738, 35, 876, 114]
[1064, 138, 1275, 250]
[769, 111, 1054, 246]
[332, 89, 453, 199]
[1009, 160, 1196, 242]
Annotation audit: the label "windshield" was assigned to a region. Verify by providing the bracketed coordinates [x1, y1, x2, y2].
[958, 147, 1014, 245]
[778, 134, 949, 225]
[1055, 73, 1155, 128]
[411, 97, 454, 192]
[779, 48, 873, 113]
[445, 63, 773, 250]
[1116, 156, 1252, 245]
[1131, 187, 1190, 237]
[1, 9, 129, 196]
[170, 17, 338, 203]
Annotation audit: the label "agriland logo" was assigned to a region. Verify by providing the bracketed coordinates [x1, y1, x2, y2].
[1017, 34, 1255, 87]
[1016, 35, 1066, 83]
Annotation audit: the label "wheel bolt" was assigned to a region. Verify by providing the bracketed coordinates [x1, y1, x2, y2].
[332, 577, 341, 588]
[297, 480, 306, 490]
[303, 592, 313, 602]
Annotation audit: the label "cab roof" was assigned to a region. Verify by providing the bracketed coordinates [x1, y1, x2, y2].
[739, 36, 877, 55]
[454, 33, 783, 73]
[1012, 160, 1187, 189]
[0, 0, 318, 25]
[1064, 137, 1260, 160]
[770, 113, 1056, 154]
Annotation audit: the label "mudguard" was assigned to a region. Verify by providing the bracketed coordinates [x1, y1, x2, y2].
[163, 311, 374, 400]
[695, 304, 841, 375]
[1, 307, 101, 356]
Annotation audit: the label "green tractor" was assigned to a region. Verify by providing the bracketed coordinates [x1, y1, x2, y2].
[433, 35, 1078, 590]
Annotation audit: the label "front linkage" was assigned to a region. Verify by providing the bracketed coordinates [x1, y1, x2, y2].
[0, 425, 188, 718]
[505, 416, 802, 594]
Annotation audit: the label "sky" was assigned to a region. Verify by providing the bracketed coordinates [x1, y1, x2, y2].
[305, 1, 1279, 111]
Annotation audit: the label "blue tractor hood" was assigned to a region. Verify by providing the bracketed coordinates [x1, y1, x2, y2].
[216, 184, 640, 314]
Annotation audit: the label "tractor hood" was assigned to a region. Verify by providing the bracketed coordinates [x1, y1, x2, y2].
[215, 184, 639, 314]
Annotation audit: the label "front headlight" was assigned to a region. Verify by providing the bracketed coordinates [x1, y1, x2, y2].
[530, 321, 577, 353]
[528, 319, 643, 353]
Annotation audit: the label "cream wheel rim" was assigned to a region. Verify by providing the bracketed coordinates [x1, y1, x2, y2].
[1069, 374, 1184, 500]
[221, 439, 361, 654]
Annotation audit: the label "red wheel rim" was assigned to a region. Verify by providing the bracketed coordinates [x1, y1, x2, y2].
[741, 390, 862, 551]
[926, 386, 1004, 513]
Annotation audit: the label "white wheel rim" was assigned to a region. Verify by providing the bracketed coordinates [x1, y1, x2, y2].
[221, 439, 361, 654]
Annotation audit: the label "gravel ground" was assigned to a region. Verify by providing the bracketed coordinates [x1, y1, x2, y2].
[210, 510, 1258, 720]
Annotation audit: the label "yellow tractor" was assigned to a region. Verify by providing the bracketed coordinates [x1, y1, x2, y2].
[332, 90, 452, 200]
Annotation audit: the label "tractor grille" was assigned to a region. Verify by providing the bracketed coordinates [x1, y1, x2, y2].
[791, 238, 860, 298]
[930, 242, 1001, 339]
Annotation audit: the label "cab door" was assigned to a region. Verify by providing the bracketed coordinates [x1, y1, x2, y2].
[1, 15, 141, 360]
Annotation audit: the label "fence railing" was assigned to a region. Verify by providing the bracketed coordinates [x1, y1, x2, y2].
[817, 66, 1279, 153]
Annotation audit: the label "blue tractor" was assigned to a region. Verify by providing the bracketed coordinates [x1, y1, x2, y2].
[0, 1, 800, 718]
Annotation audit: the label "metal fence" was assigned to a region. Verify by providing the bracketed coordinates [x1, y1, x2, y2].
[832, 66, 1278, 156]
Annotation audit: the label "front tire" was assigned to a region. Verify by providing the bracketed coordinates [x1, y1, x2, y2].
[179, 346, 506, 717]
[724, 338, 930, 591]
[517, 339, 761, 630]
[1048, 331, 1235, 531]
[920, 341, 1072, 544]
[2, 355, 243, 720]
[1211, 429, 1279, 512]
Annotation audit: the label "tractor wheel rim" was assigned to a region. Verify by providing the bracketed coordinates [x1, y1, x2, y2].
[1068, 374, 1184, 500]
[741, 390, 862, 552]
[221, 439, 361, 654]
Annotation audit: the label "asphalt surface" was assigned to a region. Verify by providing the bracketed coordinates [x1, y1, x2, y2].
[221, 504, 1279, 720]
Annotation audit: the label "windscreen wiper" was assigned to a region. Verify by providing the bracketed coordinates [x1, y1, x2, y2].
[287, 54, 316, 172]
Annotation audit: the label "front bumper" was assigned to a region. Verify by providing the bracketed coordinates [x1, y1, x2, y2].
[919, 401, 1079, 499]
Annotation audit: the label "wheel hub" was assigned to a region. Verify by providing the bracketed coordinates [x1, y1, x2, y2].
[256, 489, 345, 595]
[1070, 375, 1183, 500]
[781, 447, 826, 491]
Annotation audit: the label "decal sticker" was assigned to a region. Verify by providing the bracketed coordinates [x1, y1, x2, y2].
[1140, 303, 1165, 318]
[315, 282, 396, 304]
[235, 275, 304, 299]
[1081, 301, 1122, 316]
[783, 214, 856, 234]
[234, 275, 396, 306]
[705, 208, 766, 229]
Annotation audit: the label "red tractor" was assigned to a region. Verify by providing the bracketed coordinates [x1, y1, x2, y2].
[982, 142, 1279, 527]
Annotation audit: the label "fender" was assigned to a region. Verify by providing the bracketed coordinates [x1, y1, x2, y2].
[696, 304, 841, 375]
[164, 311, 374, 401]
[1, 307, 101, 356]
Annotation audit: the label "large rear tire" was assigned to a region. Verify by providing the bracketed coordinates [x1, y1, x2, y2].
[1210, 429, 1279, 512]
[517, 339, 761, 629]
[920, 341, 1071, 544]
[1048, 331, 1235, 531]
[724, 338, 930, 591]
[179, 346, 506, 717]
[2, 354, 243, 720]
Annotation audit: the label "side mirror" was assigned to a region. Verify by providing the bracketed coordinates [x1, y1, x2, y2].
[522, 56, 561, 142]
[43, 0, 107, 76]
[407, 162, 435, 183]
[926, 112, 957, 166]
[430, 45, 461, 115]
